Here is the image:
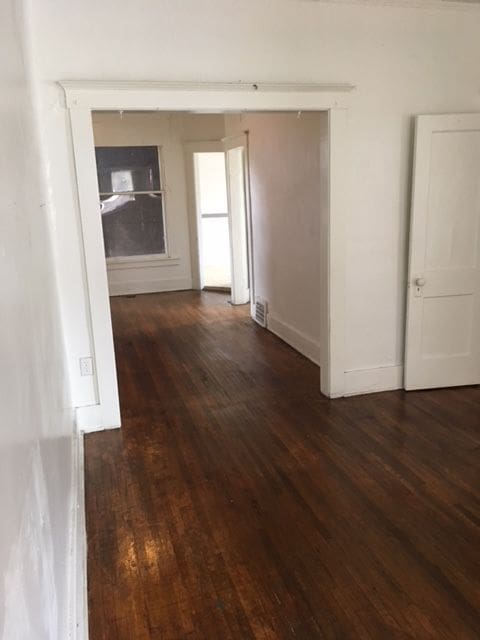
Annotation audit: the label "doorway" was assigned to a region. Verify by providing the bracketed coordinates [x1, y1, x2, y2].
[66, 82, 352, 430]
[192, 138, 250, 306]
[194, 151, 232, 292]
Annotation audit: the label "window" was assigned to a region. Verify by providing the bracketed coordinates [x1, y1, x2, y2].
[95, 146, 166, 259]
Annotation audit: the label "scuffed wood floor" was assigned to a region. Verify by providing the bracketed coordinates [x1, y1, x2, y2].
[85, 291, 480, 639]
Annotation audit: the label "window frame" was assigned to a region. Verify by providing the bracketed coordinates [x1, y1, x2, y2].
[96, 144, 169, 262]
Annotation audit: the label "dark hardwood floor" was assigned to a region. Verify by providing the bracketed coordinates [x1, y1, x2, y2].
[85, 290, 480, 640]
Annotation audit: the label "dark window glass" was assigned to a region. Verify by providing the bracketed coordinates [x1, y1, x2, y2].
[100, 193, 165, 258]
[95, 146, 161, 193]
[95, 146, 166, 258]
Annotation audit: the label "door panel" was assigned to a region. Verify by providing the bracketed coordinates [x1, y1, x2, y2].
[224, 140, 250, 305]
[405, 114, 480, 390]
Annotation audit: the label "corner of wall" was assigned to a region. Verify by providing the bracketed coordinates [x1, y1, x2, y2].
[68, 433, 89, 640]
[268, 314, 321, 366]
[344, 365, 404, 396]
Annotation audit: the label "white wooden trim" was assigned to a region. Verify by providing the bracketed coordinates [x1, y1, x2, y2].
[65, 81, 351, 404]
[61, 81, 355, 92]
[68, 433, 88, 640]
[320, 109, 348, 398]
[100, 190, 166, 196]
[61, 81, 355, 107]
[106, 255, 179, 271]
[69, 109, 121, 429]
[108, 275, 192, 297]
[243, 132, 256, 320]
[268, 314, 321, 366]
[61, 82, 354, 112]
[344, 365, 404, 396]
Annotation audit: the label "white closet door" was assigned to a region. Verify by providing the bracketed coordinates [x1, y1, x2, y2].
[405, 113, 480, 390]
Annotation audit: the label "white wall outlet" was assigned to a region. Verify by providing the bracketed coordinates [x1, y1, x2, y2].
[79, 356, 94, 376]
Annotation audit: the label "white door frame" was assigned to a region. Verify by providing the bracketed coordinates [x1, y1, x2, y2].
[223, 134, 251, 306]
[63, 81, 354, 430]
[185, 136, 254, 307]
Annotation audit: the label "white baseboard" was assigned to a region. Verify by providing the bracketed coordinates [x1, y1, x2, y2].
[75, 404, 121, 434]
[107, 276, 192, 297]
[68, 434, 89, 640]
[344, 365, 404, 396]
[75, 405, 102, 433]
[267, 314, 321, 366]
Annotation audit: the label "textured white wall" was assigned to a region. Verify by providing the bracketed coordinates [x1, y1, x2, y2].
[0, 1, 75, 638]
[30, 0, 480, 398]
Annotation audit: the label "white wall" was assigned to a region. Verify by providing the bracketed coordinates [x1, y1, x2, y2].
[92, 111, 225, 296]
[0, 1, 76, 638]
[227, 112, 325, 364]
[30, 0, 480, 399]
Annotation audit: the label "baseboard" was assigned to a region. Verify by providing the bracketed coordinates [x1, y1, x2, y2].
[344, 365, 404, 396]
[75, 405, 102, 433]
[68, 434, 89, 640]
[267, 314, 321, 366]
[107, 276, 192, 297]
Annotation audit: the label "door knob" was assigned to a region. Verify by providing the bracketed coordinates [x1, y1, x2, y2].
[415, 277, 426, 287]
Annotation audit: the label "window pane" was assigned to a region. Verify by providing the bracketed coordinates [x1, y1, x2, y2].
[100, 193, 165, 257]
[95, 146, 161, 193]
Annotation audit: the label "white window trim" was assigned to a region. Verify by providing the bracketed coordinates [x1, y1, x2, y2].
[106, 255, 180, 270]
[64, 80, 354, 431]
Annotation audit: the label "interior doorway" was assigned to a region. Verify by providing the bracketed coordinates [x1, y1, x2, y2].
[89, 108, 327, 427]
[66, 82, 352, 430]
[194, 151, 232, 291]
[192, 137, 251, 306]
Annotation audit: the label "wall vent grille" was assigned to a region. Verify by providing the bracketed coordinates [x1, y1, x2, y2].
[254, 298, 268, 328]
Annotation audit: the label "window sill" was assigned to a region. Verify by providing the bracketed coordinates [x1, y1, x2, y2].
[106, 255, 180, 271]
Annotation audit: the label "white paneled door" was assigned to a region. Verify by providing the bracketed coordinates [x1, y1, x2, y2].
[405, 114, 480, 390]
[224, 136, 250, 306]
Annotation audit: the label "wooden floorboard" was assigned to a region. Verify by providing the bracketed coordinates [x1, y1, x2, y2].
[85, 290, 480, 639]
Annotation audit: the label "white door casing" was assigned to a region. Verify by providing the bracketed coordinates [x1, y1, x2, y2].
[405, 113, 480, 390]
[184, 141, 225, 290]
[224, 135, 250, 305]
[63, 81, 353, 430]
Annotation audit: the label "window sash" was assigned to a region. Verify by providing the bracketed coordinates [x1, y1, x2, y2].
[99, 190, 165, 196]
[96, 145, 169, 258]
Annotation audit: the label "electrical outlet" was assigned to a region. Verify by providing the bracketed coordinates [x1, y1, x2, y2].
[79, 356, 94, 376]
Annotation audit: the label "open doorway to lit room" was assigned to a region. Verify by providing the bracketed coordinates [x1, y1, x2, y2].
[86, 108, 331, 426]
[190, 141, 251, 305]
[66, 82, 351, 430]
[194, 151, 232, 292]
[87, 106, 331, 434]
